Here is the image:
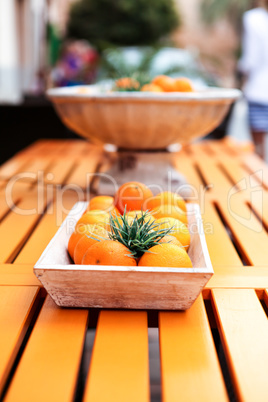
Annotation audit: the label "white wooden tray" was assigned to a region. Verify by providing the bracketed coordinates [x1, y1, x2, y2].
[34, 202, 213, 310]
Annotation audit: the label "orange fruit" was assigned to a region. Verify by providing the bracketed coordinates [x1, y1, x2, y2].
[158, 235, 183, 248]
[76, 209, 110, 230]
[81, 240, 137, 266]
[73, 226, 109, 264]
[67, 224, 93, 260]
[150, 204, 188, 224]
[138, 243, 192, 267]
[141, 83, 164, 92]
[144, 191, 186, 212]
[152, 75, 175, 92]
[115, 77, 140, 90]
[154, 217, 190, 251]
[115, 181, 153, 213]
[173, 77, 194, 92]
[87, 196, 114, 211]
[77, 87, 90, 94]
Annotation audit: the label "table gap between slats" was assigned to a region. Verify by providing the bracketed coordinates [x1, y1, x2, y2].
[196, 159, 238, 192]
[219, 159, 264, 191]
[0, 286, 43, 398]
[0, 197, 21, 224]
[205, 139, 238, 158]
[203, 200, 243, 266]
[0, 194, 53, 264]
[241, 153, 268, 190]
[247, 192, 268, 232]
[210, 289, 268, 402]
[1, 139, 268, 402]
[204, 289, 268, 401]
[212, 202, 250, 266]
[2, 289, 268, 402]
[214, 198, 268, 266]
[159, 295, 229, 402]
[260, 290, 268, 317]
[13, 189, 87, 265]
[173, 156, 205, 196]
[42, 159, 78, 186]
[246, 200, 268, 233]
[3, 296, 89, 402]
[0, 157, 30, 181]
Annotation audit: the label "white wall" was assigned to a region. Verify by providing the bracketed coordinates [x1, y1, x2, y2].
[0, 0, 22, 103]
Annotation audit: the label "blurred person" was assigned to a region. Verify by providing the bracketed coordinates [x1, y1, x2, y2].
[238, 0, 268, 159]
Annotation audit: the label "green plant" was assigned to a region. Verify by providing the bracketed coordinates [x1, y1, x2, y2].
[98, 47, 159, 84]
[66, 0, 180, 50]
[97, 46, 216, 86]
[109, 210, 174, 259]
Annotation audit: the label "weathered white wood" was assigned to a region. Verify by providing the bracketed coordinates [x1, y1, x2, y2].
[34, 202, 213, 310]
[34, 269, 211, 310]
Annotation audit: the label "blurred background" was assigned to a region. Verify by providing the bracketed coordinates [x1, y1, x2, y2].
[0, 0, 258, 164]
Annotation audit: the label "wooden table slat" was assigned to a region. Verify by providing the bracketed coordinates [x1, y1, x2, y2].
[14, 191, 81, 265]
[159, 296, 228, 402]
[47, 139, 92, 157]
[0, 196, 17, 223]
[249, 191, 268, 231]
[203, 201, 242, 267]
[44, 158, 77, 185]
[16, 140, 82, 158]
[0, 181, 32, 200]
[0, 156, 28, 180]
[211, 289, 268, 402]
[205, 266, 268, 291]
[216, 198, 268, 266]
[83, 311, 149, 402]
[173, 155, 204, 196]
[5, 296, 88, 402]
[0, 286, 40, 395]
[0, 195, 51, 263]
[219, 158, 261, 191]
[0, 181, 33, 223]
[66, 152, 101, 189]
[17, 140, 51, 156]
[205, 139, 239, 158]
[241, 153, 268, 189]
[1, 139, 268, 402]
[12, 202, 61, 265]
[15, 158, 54, 182]
[0, 264, 41, 286]
[184, 142, 215, 159]
[196, 159, 235, 192]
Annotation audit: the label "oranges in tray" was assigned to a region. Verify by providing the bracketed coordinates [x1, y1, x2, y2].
[67, 181, 192, 268]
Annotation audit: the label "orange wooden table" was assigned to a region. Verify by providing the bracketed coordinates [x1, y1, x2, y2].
[0, 138, 268, 402]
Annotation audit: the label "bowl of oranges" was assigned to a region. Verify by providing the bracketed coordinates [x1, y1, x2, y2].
[34, 181, 213, 310]
[47, 75, 241, 150]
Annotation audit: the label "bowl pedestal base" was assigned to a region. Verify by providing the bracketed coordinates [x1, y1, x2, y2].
[96, 149, 191, 197]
